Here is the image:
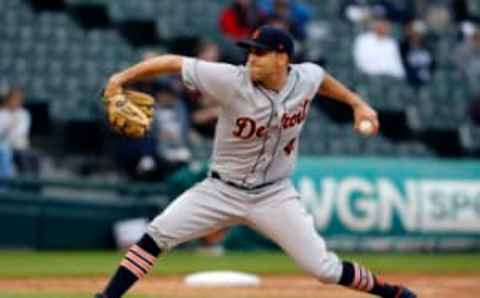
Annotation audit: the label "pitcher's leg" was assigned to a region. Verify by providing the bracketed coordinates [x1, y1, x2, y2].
[97, 178, 245, 298]
[248, 197, 416, 297]
[248, 197, 342, 283]
[146, 179, 244, 251]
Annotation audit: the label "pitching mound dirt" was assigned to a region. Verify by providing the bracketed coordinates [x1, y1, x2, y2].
[0, 273, 478, 297]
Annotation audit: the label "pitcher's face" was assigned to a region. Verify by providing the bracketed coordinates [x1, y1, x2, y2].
[247, 48, 287, 83]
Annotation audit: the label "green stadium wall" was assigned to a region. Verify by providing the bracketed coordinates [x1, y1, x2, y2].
[0, 157, 479, 251]
[290, 157, 480, 251]
[0, 192, 159, 249]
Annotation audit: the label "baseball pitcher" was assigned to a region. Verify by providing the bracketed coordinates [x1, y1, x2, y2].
[96, 26, 416, 298]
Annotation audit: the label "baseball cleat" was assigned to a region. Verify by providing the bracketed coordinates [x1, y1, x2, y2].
[93, 293, 106, 298]
[394, 286, 417, 298]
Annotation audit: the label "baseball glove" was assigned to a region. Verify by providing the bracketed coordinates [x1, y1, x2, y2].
[103, 90, 155, 138]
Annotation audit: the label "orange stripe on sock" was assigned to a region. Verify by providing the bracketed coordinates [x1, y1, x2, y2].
[129, 249, 154, 267]
[121, 259, 144, 279]
[131, 245, 156, 264]
[126, 252, 152, 272]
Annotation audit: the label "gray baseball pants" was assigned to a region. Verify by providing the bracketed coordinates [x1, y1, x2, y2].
[147, 177, 343, 283]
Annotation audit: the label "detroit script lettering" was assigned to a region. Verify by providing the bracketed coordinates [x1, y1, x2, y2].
[232, 99, 310, 140]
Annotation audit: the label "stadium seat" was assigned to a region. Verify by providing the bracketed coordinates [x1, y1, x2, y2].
[0, 0, 471, 159]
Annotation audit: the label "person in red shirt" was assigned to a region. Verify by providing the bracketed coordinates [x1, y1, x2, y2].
[219, 0, 258, 39]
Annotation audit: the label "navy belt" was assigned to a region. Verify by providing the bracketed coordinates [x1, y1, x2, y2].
[210, 171, 274, 190]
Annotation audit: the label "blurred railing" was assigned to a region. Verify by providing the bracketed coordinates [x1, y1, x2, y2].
[0, 176, 169, 201]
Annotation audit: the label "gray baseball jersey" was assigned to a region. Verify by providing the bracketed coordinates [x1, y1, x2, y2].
[147, 57, 343, 284]
[182, 57, 324, 188]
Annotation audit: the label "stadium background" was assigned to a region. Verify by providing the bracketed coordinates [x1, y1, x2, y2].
[0, 0, 479, 297]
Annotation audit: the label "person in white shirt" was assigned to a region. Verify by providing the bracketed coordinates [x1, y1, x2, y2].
[0, 87, 31, 151]
[0, 86, 37, 174]
[353, 17, 406, 78]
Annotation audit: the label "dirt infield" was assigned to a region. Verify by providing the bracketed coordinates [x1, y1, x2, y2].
[0, 273, 478, 297]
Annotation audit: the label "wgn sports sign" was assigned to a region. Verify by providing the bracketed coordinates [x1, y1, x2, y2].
[292, 158, 480, 251]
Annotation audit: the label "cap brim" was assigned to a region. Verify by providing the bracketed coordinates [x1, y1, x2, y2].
[236, 40, 271, 50]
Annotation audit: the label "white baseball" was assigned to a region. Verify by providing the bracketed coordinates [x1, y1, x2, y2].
[359, 120, 374, 135]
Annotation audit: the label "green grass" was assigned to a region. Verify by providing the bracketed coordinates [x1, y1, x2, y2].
[0, 251, 479, 278]
[0, 251, 479, 298]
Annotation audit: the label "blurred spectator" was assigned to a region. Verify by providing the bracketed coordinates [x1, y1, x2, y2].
[154, 81, 191, 170]
[454, 30, 480, 91]
[353, 17, 405, 78]
[218, 0, 258, 64]
[400, 20, 436, 88]
[0, 87, 30, 152]
[257, 0, 312, 41]
[0, 86, 39, 175]
[183, 40, 221, 139]
[0, 82, 13, 178]
[219, 0, 258, 40]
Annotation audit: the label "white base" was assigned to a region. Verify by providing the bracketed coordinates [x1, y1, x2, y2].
[184, 271, 261, 287]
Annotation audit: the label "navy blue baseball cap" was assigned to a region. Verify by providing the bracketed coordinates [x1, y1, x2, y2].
[236, 26, 294, 58]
